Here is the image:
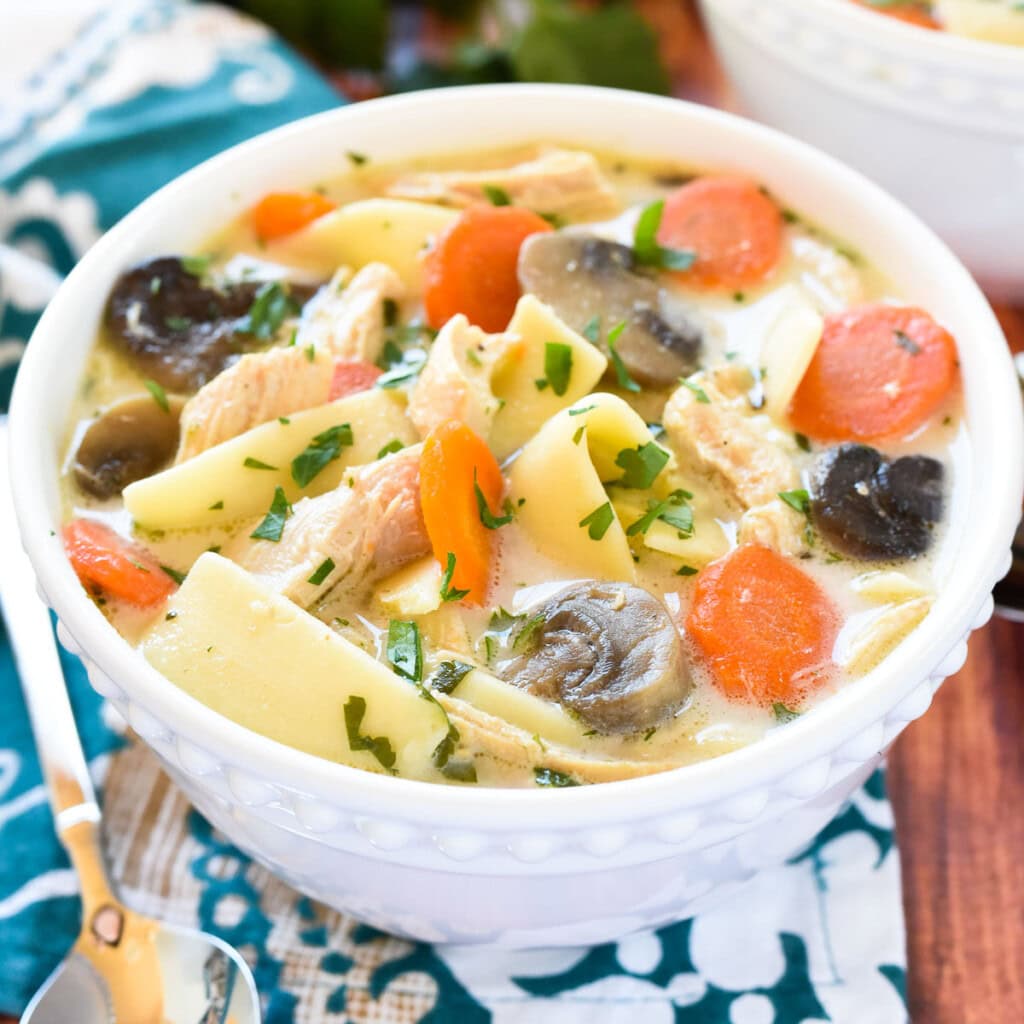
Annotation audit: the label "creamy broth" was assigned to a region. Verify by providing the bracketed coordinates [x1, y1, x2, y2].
[60, 145, 965, 786]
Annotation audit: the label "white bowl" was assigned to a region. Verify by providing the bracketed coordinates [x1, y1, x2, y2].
[10, 85, 1023, 947]
[699, 0, 1024, 299]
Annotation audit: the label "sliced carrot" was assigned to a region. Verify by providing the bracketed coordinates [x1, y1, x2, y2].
[63, 519, 176, 608]
[250, 191, 336, 242]
[329, 359, 382, 400]
[419, 419, 505, 605]
[789, 303, 959, 442]
[685, 544, 838, 707]
[657, 176, 783, 291]
[423, 204, 552, 333]
[853, 1, 940, 29]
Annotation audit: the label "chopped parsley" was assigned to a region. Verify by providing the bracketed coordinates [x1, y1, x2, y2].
[778, 488, 812, 516]
[441, 759, 478, 783]
[250, 486, 291, 542]
[569, 404, 596, 416]
[633, 199, 696, 271]
[439, 552, 470, 603]
[180, 254, 212, 277]
[626, 490, 694, 538]
[304, 344, 316, 363]
[244, 457, 278, 471]
[681, 377, 710, 404]
[244, 281, 299, 341]
[581, 314, 601, 345]
[483, 184, 512, 206]
[430, 660, 475, 695]
[615, 441, 669, 489]
[376, 439, 404, 459]
[208, 500, 224, 510]
[894, 329, 921, 356]
[534, 767, 580, 788]
[511, 613, 545, 653]
[343, 695, 396, 771]
[382, 298, 399, 327]
[143, 379, 169, 413]
[307, 557, 335, 586]
[278, 416, 290, 425]
[537, 341, 573, 396]
[387, 619, 422, 682]
[772, 702, 801, 724]
[346, 150, 369, 166]
[572, 425, 586, 445]
[164, 315, 191, 332]
[376, 348, 428, 389]
[579, 501, 615, 540]
[474, 470, 515, 529]
[676, 564, 698, 576]
[794, 432, 812, 453]
[291, 423, 353, 487]
[160, 565, 186, 585]
[606, 320, 641, 393]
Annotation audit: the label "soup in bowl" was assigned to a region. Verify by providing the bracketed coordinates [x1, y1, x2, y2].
[11, 87, 1020, 944]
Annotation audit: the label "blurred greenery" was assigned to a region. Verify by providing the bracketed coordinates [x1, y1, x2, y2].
[225, 0, 669, 94]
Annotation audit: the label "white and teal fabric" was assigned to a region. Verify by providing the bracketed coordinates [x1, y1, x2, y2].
[0, 3, 910, 1019]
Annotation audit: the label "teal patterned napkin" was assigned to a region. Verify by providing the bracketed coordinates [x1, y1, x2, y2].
[0, 3, 909, 1020]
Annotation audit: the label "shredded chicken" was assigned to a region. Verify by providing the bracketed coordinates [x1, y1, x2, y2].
[175, 346, 333, 462]
[386, 148, 618, 219]
[407, 314, 517, 440]
[228, 445, 429, 608]
[663, 375, 799, 510]
[297, 262, 405, 362]
[737, 499, 808, 557]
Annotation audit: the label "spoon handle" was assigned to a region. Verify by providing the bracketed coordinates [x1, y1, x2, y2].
[0, 419, 100, 829]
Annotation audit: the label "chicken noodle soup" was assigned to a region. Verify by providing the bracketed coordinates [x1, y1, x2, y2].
[852, 0, 1024, 43]
[61, 145, 964, 787]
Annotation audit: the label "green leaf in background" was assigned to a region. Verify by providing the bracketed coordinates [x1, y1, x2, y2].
[510, 3, 670, 95]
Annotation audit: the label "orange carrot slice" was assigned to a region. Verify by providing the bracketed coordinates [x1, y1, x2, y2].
[419, 420, 506, 604]
[251, 191, 336, 242]
[63, 519, 176, 608]
[423, 204, 552, 333]
[789, 303, 959, 442]
[329, 359, 382, 400]
[657, 176, 783, 291]
[686, 544, 838, 707]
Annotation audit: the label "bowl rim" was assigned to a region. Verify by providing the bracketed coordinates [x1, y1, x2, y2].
[10, 83, 1022, 828]
[789, 0, 1024, 64]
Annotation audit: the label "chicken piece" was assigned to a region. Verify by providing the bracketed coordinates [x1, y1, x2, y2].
[438, 694, 683, 785]
[663, 375, 799, 509]
[406, 314, 517, 440]
[790, 233, 865, 311]
[175, 345, 333, 462]
[297, 262, 405, 363]
[386, 148, 618, 219]
[228, 445, 429, 608]
[738, 498, 808, 557]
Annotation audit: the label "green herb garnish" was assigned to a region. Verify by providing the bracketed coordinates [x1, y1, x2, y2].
[569, 404, 596, 416]
[208, 500, 224, 510]
[160, 565, 186, 585]
[540, 341, 573, 396]
[387, 619, 422, 682]
[376, 439, 404, 459]
[483, 184, 512, 206]
[376, 349, 428, 389]
[343, 695, 396, 771]
[164, 315, 191, 332]
[633, 199, 696, 271]
[440, 553, 470, 603]
[346, 150, 369, 166]
[626, 490, 694, 538]
[581, 314, 601, 345]
[143, 379, 169, 413]
[772, 702, 801, 724]
[430, 660, 475, 695]
[615, 441, 669, 489]
[245, 281, 299, 340]
[778, 488, 811, 516]
[606, 320, 641, 393]
[676, 564, 698, 576]
[794, 432, 812, 453]
[534, 767, 580, 788]
[244, 457, 278, 471]
[250, 486, 291, 542]
[180, 254, 212, 277]
[894, 329, 921, 356]
[682, 378, 710, 404]
[307, 557, 335, 586]
[474, 470, 515, 529]
[291, 423, 353, 487]
[579, 501, 615, 540]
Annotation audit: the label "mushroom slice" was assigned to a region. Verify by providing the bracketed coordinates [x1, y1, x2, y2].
[72, 393, 183, 499]
[497, 581, 690, 735]
[810, 444, 945, 560]
[517, 233, 702, 388]
[104, 257, 315, 392]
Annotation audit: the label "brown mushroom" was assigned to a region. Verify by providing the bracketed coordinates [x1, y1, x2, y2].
[497, 581, 691, 734]
[104, 257, 317, 392]
[517, 233, 702, 388]
[72, 393, 183, 499]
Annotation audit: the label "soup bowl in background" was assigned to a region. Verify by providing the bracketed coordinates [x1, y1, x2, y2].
[699, 0, 1024, 300]
[9, 85, 1023, 946]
